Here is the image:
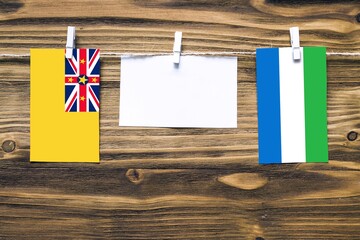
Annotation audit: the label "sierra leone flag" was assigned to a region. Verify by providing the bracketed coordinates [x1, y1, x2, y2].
[256, 47, 328, 164]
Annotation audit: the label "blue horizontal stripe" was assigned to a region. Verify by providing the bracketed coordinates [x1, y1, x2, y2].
[256, 48, 282, 164]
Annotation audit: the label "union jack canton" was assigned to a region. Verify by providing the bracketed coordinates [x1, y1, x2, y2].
[65, 49, 100, 112]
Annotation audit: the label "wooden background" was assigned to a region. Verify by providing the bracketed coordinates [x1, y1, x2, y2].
[0, 0, 360, 239]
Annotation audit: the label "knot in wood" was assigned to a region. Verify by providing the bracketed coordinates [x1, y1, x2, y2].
[356, 13, 360, 23]
[218, 173, 268, 190]
[2, 140, 16, 153]
[255, 237, 265, 240]
[347, 131, 358, 141]
[125, 169, 144, 185]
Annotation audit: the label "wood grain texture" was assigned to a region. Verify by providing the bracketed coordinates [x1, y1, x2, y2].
[0, 0, 359, 239]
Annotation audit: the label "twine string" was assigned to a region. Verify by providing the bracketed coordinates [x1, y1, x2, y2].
[0, 51, 359, 58]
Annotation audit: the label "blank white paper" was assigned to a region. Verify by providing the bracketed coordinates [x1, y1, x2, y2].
[119, 55, 237, 128]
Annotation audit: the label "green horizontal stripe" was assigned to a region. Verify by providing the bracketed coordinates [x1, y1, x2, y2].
[304, 47, 328, 163]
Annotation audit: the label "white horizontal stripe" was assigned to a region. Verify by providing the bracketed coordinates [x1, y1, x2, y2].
[279, 47, 306, 163]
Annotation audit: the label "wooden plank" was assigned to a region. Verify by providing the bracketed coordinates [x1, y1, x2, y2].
[0, 165, 359, 239]
[0, 0, 359, 55]
[0, 0, 359, 239]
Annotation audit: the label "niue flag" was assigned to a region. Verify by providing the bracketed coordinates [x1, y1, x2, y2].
[30, 49, 100, 162]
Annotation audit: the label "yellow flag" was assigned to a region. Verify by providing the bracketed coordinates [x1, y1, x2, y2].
[30, 49, 99, 162]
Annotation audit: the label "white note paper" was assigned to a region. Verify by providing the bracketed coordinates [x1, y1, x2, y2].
[119, 56, 237, 128]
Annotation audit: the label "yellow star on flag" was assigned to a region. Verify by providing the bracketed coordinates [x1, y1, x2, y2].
[79, 76, 87, 85]
[68, 77, 73, 83]
[92, 78, 97, 83]
[80, 59, 85, 64]
[80, 96, 85, 101]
